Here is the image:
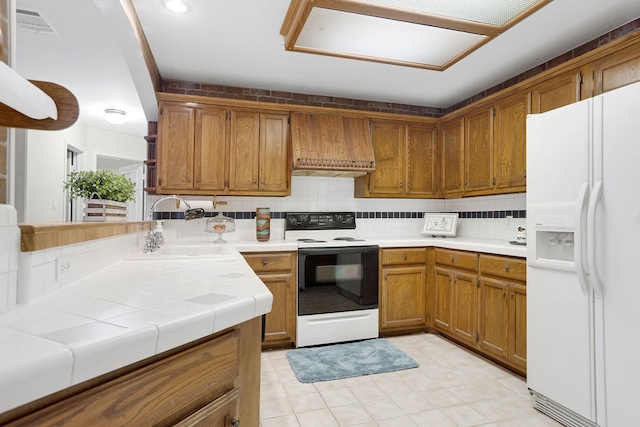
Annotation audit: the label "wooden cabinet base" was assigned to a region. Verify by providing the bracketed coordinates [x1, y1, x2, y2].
[0, 317, 262, 427]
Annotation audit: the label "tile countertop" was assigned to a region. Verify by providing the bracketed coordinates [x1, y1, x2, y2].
[233, 237, 526, 257]
[0, 236, 522, 414]
[0, 244, 272, 414]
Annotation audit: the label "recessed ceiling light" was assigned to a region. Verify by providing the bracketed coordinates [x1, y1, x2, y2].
[105, 109, 127, 125]
[281, 0, 552, 70]
[165, 0, 188, 13]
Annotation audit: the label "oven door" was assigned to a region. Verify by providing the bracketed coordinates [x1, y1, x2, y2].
[297, 245, 378, 316]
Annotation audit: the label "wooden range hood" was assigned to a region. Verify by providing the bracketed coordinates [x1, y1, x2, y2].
[290, 111, 376, 178]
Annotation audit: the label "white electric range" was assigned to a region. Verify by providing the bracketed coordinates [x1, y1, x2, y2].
[284, 212, 379, 347]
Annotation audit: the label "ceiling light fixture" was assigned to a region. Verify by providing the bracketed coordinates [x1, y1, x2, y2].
[281, 0, 553, 70]
[165, 0, 188, 13]
[105, 109, 127, 125]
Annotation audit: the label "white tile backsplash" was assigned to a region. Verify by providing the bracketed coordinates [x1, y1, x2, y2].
[17, 231, 147, 305]
[150, 177, 526, 242]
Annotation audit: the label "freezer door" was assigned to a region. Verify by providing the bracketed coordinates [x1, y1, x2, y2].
[526, 99, 597, 423]
[596, 81, 640, 426]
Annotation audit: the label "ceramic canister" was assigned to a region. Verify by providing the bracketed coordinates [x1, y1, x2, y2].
[256, 207, 271, 242]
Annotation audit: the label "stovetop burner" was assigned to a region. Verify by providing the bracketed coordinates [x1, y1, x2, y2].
[285, 212, 376, 247]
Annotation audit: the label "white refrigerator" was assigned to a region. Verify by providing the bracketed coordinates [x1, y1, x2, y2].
[526, 80, 640, 427]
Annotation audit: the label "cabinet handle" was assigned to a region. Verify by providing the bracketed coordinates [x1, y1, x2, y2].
[399, 183, 403, 188]
[511, 293, 514, 298]
[403, 254, 408, 260]
[450, 255, 455, 263]
[504, 264, 510, 272]
[231, 419, 240, 427]
[502, 290, 506, 297]
[262, 260, 268, 266]
[261, 179, 266, 184]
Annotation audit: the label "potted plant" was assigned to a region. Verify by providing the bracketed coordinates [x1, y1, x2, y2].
[63, 170, 136, 222]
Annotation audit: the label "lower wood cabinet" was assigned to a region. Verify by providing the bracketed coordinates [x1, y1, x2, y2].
[1, 317, 262, 427]
[379, 247, 428, 334]
[428, 249, 527, 375]
[243, 251, 297, 349]
[478, 254, 527, 373]
[432, 249, 479, 347]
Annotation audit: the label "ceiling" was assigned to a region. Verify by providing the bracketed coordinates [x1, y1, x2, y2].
[14, 0, 640, 138]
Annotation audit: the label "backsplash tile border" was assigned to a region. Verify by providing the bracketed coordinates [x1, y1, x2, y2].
[153, 209, 526, 221]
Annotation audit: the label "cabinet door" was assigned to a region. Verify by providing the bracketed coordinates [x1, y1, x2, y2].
[478, 277, 509, 359]
[406, 123, 437, 196]
[158, 104, 195, 192]
[174, 389, 238, 427]
[592, 42, 640, 95]
[259, 113, 290, 193]
[452, 271, 479, 346]
[493, 92, 529, 190]
[368, 120, 405, 196]
[228, 110, 260, 192]
[195, 107, 227, 191]
[380, 265, 426, 331]
[439, 118, 465, 195]
[433, 267, 454, 332]
[260, 273, 296, 346]
[532, 71, 581, 114]
[465, 107, 493, 193]
[508, 282, 527, 371]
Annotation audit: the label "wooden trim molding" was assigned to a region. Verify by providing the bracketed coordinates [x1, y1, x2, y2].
[156, 91, 439, 124]
[0, 80, 80, 130]
[19, 221, 149, 252]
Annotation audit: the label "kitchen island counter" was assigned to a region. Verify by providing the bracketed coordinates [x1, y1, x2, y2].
[0, 244, 272, 415]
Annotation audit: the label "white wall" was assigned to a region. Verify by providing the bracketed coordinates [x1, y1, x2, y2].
[85, 127, 146, 171]
[20, 124, 146, 223]
[23, 122, 87, 223]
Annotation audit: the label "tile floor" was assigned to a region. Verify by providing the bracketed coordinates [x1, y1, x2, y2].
[259, 333, 563, 427]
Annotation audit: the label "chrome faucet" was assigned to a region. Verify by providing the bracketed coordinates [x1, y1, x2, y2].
[144, 195, 205, 252]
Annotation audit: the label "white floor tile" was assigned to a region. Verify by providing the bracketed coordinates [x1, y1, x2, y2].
[259, 334, 562, 427]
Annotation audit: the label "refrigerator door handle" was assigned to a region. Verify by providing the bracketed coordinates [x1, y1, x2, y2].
[575, 182, 590, 295]
[587, 179, 604, 297]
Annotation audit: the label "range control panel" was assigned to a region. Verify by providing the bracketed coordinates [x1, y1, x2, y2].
[285, 212, 356, 230]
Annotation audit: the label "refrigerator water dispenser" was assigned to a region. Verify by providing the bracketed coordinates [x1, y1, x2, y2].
[528, 204, 576, 271]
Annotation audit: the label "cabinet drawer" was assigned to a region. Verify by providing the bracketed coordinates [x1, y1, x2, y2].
[480, 255, 526, 282]
[381, 248, 427, 265]
[435, 249, 478, 271]
[243, 252, 294, 273]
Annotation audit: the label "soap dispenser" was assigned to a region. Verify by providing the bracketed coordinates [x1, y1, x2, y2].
[154, 220, 165, 247]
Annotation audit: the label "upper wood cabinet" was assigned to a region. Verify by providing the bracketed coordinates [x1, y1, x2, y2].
[465, 107, 493, 193]
[439, 117, 465, 196]
[493, 91, 530, 191]
[355, 120, 437, 198]
[158, 104, 196, 192]
[591, 42, 640, 96]
[406, 123, 438, 196]
[157, 101, 290, 196]
[531, 70, 582, 114]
